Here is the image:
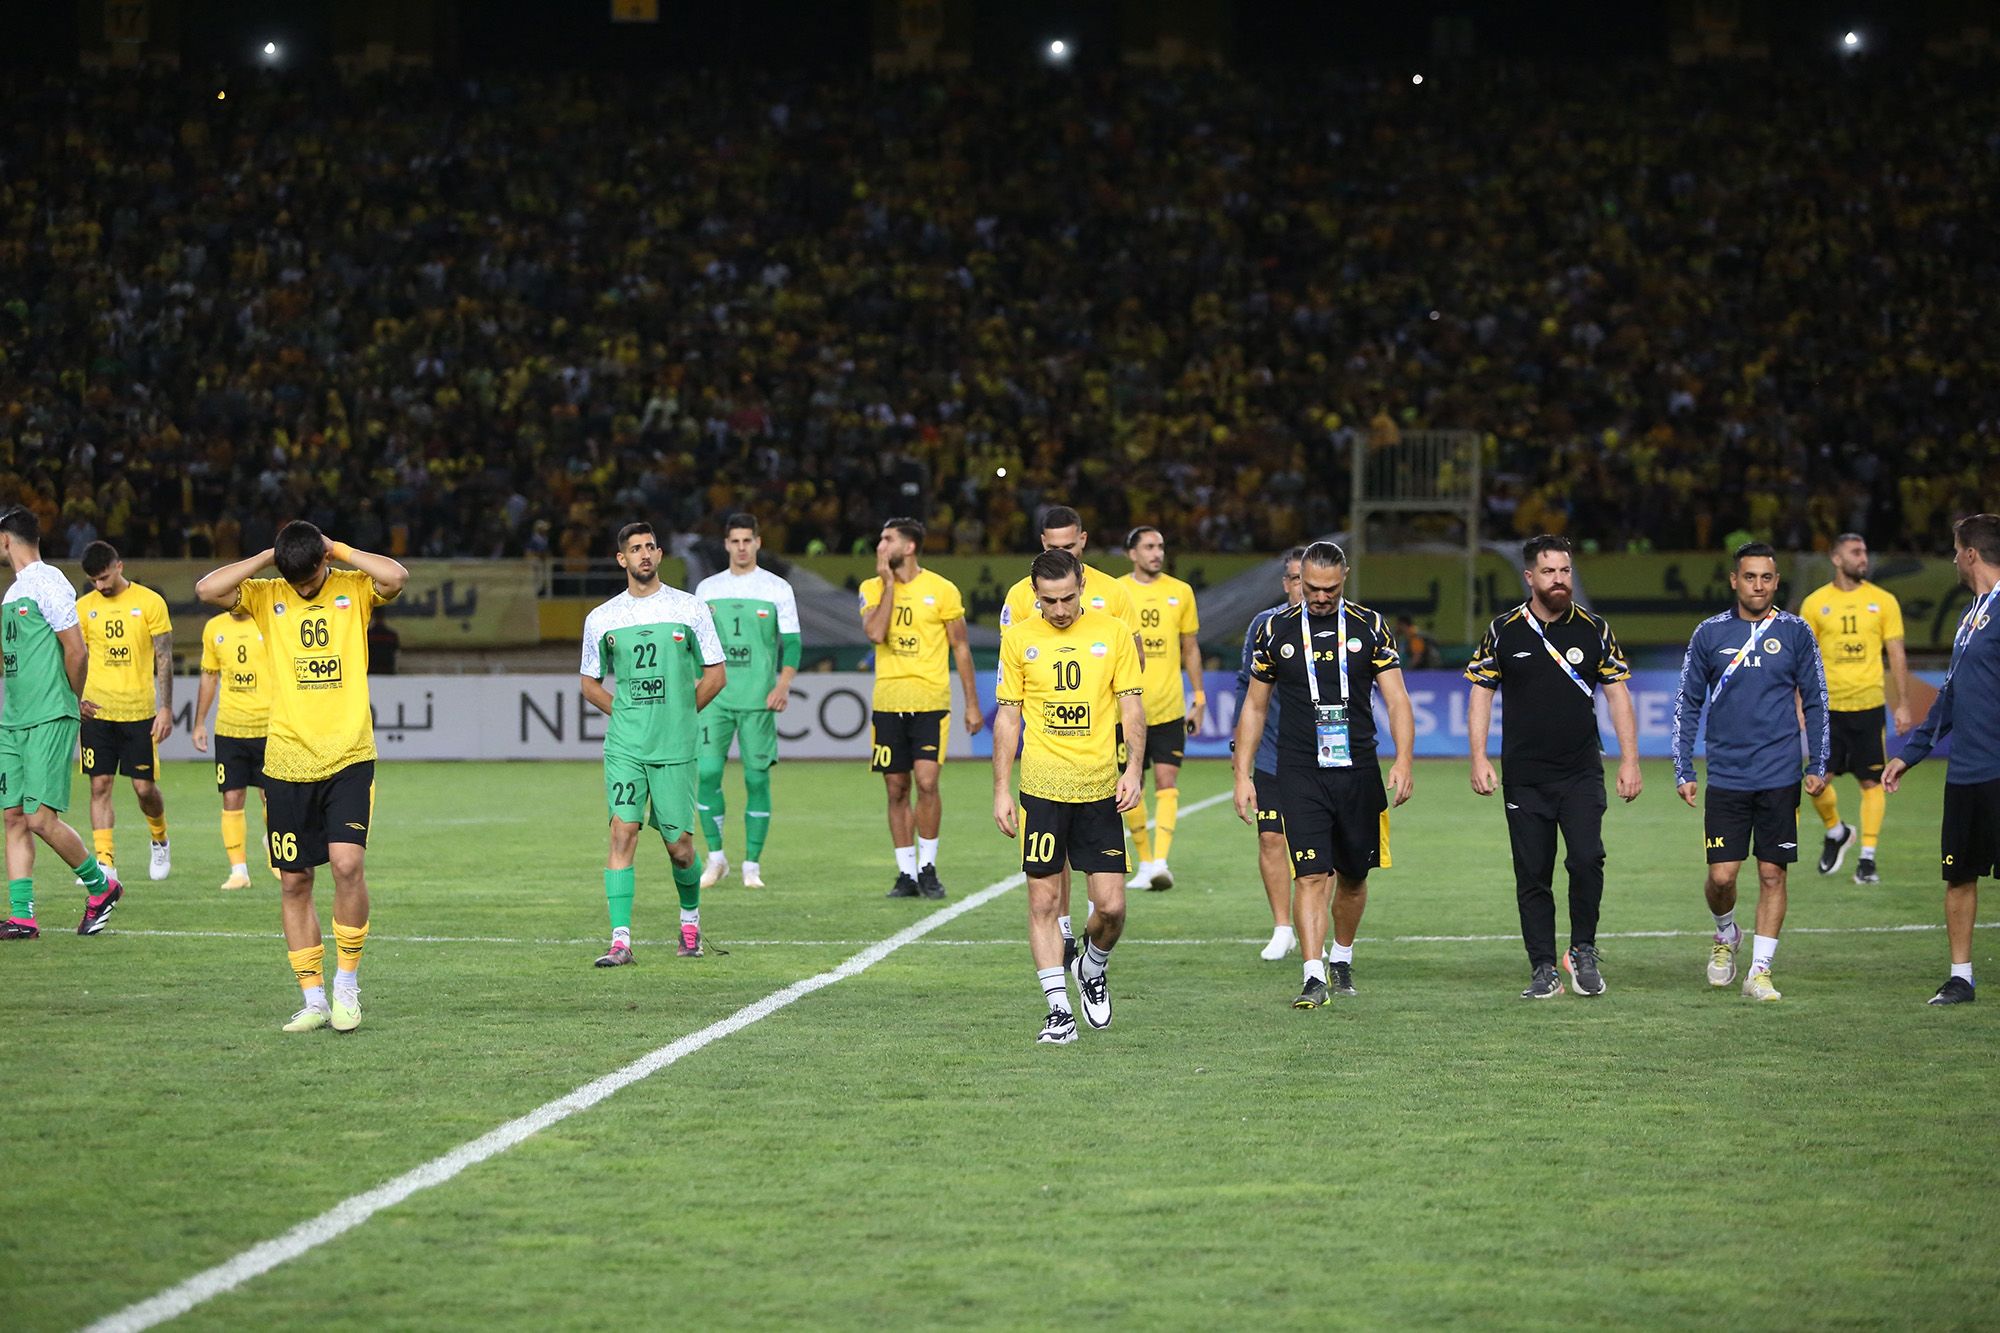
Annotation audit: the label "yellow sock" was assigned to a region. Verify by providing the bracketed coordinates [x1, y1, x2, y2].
[333, 918, 370, 975]
[221, 809, 247, 865]
[145, 811, 168, 842]
[1860, 785, 1886, 852]
[1810, 783, 1842, 831]
[1154, 788, 1180, 861]
[288, 943, 325, 992]
[93, 827, 115, 868]
[1124, 799, 1152, 864]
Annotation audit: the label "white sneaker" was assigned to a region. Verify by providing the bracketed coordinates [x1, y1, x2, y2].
[149, 839, 171, 881]
[699, 853, 729, 889]
[1124, 860, 1158, 890]
[1260, 926, 1296, 961]
[1707, 930, 1740, 987]
[1148, 860, 1174, 891]
[741, 861, 765, 889]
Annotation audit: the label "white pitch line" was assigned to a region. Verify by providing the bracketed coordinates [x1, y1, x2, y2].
[86, 792, 1234, 1331]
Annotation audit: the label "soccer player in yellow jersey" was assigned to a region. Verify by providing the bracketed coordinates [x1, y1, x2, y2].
[1118, 526, 1204, 891]
[859, 517, 982, 899]
[77, 542, 175, 881]
[198, 521, 409, 1033]
[192, 606, 274, 889]
[992, 549, 1146, 1044]
[1798, 533, 1915, 883]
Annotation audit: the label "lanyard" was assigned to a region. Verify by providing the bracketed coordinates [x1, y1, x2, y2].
[1709, 612, 1774, 705]
[1954, 590, 1996, 656]
[1301, 600, 1349, 709]
[1523, 604, 1593, 698]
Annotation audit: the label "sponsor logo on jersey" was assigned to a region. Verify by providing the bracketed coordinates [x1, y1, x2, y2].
[1046, 701, 1091, 734]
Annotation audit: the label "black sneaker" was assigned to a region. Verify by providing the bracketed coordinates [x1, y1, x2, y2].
[1293, 976, 1330, 1009]
[1928, 977, 1976, 1005]
[1520, 963, 1564, 1000]
[1077, 966, 1112, 1030]
[1328, 960, 1356, 996]
[917, 865, 946, 899]
[1818, 823, 1855, 875]
[1853, 857, 1880, 885]
[1564, 944, 1606, 997]
[1036, 1008, 1078, 1044]
[885, 873, 921, 899]
[77, 880, 122, 936]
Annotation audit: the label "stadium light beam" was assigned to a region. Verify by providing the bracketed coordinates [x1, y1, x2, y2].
[1842, 30, 1862, 52]
[1045, 39, 1071, 65]
[262, 40, 281, 62]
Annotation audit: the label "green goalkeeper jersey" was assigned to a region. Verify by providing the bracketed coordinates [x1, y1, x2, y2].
[2, 561, 82, 729]
[580, 585, 725, 764]
[694, 566, 802, 711]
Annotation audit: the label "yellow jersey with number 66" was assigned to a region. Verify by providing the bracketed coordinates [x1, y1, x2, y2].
[1799, 580, 1904, 712]
[858, 568, 964, 712]
[233, 568, 394, 782]
[998, 608, 1143, 803]
[77, 582, 172, 722]
[199, 611, 272, 739]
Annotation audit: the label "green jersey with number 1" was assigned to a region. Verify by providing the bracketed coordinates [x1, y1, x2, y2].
[2, 562, 82, 729]
[695, 567, 802, 711]
[580, 586, 726, 764]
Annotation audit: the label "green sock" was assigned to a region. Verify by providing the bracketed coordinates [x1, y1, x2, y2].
[8, 877, 33, 920]
[744, 766, 772, 860]
[603, 866, 636, 932]
[697, 756, 727, 854]
[75, 854, 107, 895]
[672, 859, 701, 914]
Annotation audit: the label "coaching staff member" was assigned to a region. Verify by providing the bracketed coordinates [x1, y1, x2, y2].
[1465, 537, 1643, 1000]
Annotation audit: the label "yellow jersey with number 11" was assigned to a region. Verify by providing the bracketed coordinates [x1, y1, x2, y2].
[233, 568, 393, 781]
[1799, 580, 1904, 712]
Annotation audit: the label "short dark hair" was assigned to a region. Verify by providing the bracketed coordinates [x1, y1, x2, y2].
[273, 520, 327, 585]
[723, 512, 759, 538]
[1522, 534, 1571, 566]
[1733, 541, 1778, 567]
[0, 506, 39, 546]
[1300, 540, 1347, 570]
[1124, 525, 1161, 551]
[1955, 514, 2000, 567]
[1832, 532, 1867, 549]
[80, 541, 120, 577]
[1041, 505, 1082, 533]
[882, 516, 925, 546]
[614, 521, 655, 552]
[1282, 545, 1308, 569]
[1030, 548, 1082, 588]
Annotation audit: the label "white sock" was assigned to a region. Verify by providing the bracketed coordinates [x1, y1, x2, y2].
[680, 908, 700, 926]
[1713, 910, 1738, 938]
[742, 860, 760, 873]
[230, 862, 249, 877]
[894, 845, 918, 877]
[918, 837, 940, 869]
[1038, 966, 1071, 1014]
[612, 926, 631, 945]
[1750, 934, 1779, 973]
[301, 983, 327, 1012]
[706, 849, 726, 866]
[1080, 939, 1110, 980]
[1951, 963, 1974, 985]
[1328, 940, 1354, 965]
[333, 968, 358, 1001]
[1304, 958, 1327, 984]
[1270, 925, 1295, 942]
[1860, 844, 1877, 858]
[1057, 914, 1074, 941]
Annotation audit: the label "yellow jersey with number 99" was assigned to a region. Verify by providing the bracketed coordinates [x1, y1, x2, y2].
[997, 608, 1142, 803]
[1799, 580, 1904, 712]
[199, 611, 272, 738]
[233, 568, 394, 781]
[1119, 571, 1200, 725]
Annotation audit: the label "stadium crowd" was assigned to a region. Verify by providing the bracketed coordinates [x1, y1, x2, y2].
[2, 62, 1996, 561]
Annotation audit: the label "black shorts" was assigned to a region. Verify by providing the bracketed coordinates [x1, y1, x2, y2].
[1118, 719, 1187, 772]
[1019, 792, 1128, 878]
[1704, 783, 1801, 865]
[1940, 777, 2000, 882]
[871, 710, 948, 773]
[1827, 709, 1887, 780]
[1277, 763, 1389, 881]
[80, 718, 157, 780]
[1253, 769, 1285, 836]
[263, 760, 374, 871]
[213, 735, 266, 792]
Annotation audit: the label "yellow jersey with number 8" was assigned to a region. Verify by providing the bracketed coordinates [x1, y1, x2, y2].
[234, 569, 393, 781]
[997, 608, 1143, 803]
[199, 611, 272, 738]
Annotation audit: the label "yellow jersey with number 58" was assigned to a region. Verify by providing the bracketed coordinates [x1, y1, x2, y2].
[199, 611, 272, 739]
[997, 608, 1143, 803]
[233, 569, 394, 781]
[77, 582, 172, 722]
[1799, 580, 1903, 712]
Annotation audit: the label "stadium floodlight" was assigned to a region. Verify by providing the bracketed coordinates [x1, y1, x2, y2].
[1045, 39, 1070, 65]
[262, 40, 280, 61]
[1411, 73, 1424, 85]
[1842, 30, 1861, 51]
[996, 467, 1008, 478]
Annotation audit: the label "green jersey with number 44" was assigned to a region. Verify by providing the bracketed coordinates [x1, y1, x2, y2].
[694, 567, 802, 711]
[580, 586, 726, 764]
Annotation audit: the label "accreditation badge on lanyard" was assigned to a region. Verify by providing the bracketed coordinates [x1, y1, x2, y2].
[1524, 606, 1594, 698]
[1709, 613, 1775, 705]
[1304, 601, 1352, 769]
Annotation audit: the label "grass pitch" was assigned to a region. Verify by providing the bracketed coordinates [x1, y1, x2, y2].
[3, 757, 1997, 1330]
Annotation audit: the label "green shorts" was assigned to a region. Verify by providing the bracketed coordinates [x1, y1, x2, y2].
[605, 755, 698, 841]
[0, 717, 79, 815]
[699, 707, 779, 770]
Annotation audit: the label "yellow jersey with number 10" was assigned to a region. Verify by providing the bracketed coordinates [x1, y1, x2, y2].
[1799, 580, 1904, 712]
[199, 611, 272, 738]
[234, 568, 393, 782]
[997, 608, 1143, 803]
[77, 582, 173, 722]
